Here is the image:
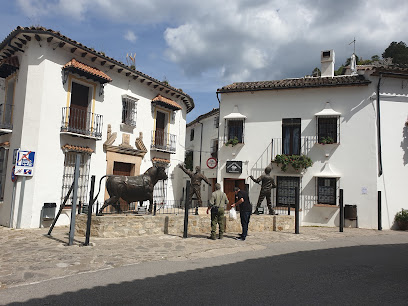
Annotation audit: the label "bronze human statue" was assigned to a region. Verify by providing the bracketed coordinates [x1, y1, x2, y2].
[178, 164, 211, 206]
[249, 166, 277, 215]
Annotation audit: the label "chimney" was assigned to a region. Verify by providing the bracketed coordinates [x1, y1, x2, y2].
[321, 50, 335, 77]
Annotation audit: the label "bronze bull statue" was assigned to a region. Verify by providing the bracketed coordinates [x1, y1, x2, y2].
[95, 166, 168, 215]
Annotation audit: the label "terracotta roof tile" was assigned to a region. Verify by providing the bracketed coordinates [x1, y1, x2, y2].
[187, 108, 219, 127]
[217, 75, 371, 93]
[63, 58, 112, 83]
[152, 95, 182, 110]
[152, 157, 170, 164]
[62, 144, 94, 154]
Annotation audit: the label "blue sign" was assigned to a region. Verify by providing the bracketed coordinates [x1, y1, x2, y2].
[15, 150, 35, 176]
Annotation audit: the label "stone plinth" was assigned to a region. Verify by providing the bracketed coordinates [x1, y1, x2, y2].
[75, 213, 295, 238]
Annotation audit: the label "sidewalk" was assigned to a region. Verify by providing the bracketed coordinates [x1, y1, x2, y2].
[1, 225, 407, 290]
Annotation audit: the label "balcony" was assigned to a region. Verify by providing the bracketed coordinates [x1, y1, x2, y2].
[0, 103, 13, 134]
[151, 130, 176, 153]
[60, 107, 103, 140]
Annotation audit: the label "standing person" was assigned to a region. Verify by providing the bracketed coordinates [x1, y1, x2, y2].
[178, 164, 211, 206]
[249, 166, 277, 215]
[207, 183, 229, 240]
[231, 186, 252, 241]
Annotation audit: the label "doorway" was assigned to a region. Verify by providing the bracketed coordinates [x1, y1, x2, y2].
[69, 82, 90, 132]
[224, 178, 245, 210]
[113, 161, 133, 211]
[155, 111, 166, 148]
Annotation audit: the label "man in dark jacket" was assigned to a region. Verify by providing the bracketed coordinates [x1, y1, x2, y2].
[231, 186, 251, 241]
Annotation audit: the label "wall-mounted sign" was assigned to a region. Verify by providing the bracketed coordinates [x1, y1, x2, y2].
[206, 157, 217, 169]
[15, 150, 35, 176]
[226, 161, 242, 173]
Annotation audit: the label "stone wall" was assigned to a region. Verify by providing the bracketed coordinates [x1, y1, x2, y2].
[75, 214, 295, 238]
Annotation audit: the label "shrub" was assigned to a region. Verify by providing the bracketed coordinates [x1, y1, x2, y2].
[274, 154, 313, 172]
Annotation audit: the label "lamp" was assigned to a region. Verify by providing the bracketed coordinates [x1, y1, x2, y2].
[62, 69, 69, 85]
[99, 83, 105, 96]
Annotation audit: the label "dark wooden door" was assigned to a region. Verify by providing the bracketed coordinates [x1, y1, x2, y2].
[224, 179, 245, 210]
[69, 82, 90, 132]
[155, 111, 165, 147]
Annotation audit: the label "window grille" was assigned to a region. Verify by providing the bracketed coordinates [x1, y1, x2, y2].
[225, 119, 244, 143]
[0, 148, 8, 201]
[317, 117, 339, 143]
[276, 176, 300, 207]
[153, 173, 168, 204]
[317, 177, 337, 205]
[122, 95, 137, 127]
[61, 152, 91, 207]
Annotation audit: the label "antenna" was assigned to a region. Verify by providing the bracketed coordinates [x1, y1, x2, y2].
[349, 37, 356, 54]
[126, 53, 136, 68]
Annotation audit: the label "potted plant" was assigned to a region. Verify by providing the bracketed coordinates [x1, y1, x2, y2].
[319, 136, 335, 144]
[394, 208, 408, 230]
[273, 154, 313, 172]
[225, 136, 239, 147]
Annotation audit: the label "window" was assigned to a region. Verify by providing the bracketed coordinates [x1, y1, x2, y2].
[0, 148, 8, 201]
[317, 177, 336, 205]
[184, 150, 193, 171]
[276, 176, 300, 207]
[210, 138, 218, 159]
[61, 152, 91, 207]
[227, 119, 244, 143]
[190, 128, 194, 141]
[318, 117, 338, 144]
[122, 95, 137, 127]
[282, 118, 301, 155]
[214, 116, 219, 128]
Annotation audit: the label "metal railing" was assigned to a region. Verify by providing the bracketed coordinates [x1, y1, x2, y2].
[0, 103, 13, 130]
[61, 107, 103, 140]
[99, 200, 197, 215]
[151, 130, 176, 153]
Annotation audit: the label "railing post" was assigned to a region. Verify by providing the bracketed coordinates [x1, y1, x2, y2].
[339, 189, 344, 232]
[183, 181, 191, 238]
[153, 201, 157, 216]
[84, 175, 95, 246]
[378, 191, 382, 231]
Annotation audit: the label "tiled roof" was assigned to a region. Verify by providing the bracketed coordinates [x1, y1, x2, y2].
[217, 75, 371, 93]
[0, 26, 194, 112]
[63, 58, 112, 83]
[62, 144, 94, 154]
[187, 108, 219, 127]
[371, 65, 408, 77]
[152, 95, 182, 110]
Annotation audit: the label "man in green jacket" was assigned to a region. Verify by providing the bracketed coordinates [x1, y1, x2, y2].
[207, 183, 229, 240]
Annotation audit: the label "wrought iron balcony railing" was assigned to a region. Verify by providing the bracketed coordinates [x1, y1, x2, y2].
[0, 103, 13, 131]
[151, 130, 176, 153]
[61, 107, 103, 140]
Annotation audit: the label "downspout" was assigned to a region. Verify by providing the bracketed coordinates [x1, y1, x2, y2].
[216, 92, 221, 183]
[377, 73, 383, 176]
[199, 121, 203, 170]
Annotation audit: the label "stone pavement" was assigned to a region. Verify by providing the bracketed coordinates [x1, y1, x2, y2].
[0, 225, 407, 290]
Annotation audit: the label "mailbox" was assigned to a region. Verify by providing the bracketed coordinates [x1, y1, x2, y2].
[42, 203, 56, 220]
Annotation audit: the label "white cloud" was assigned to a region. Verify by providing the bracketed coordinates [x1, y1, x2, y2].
[124, 30, 137, 43]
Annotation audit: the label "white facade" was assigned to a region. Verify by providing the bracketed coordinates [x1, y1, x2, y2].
[0, 27, 194, 228]
[184, 108, 219, 205]
[216, 56, 408, 230]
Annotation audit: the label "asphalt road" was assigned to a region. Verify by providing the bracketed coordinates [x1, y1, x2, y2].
[2, 240, 408, 305]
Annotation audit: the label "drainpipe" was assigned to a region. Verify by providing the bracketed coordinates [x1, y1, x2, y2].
[377, 74, 383, 176]
[216, 92, 221, 183]
[199, 121, 203, 170]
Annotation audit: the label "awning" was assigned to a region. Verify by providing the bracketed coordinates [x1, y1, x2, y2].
[0, 56, 19, 78]
[223, 105, 247, 119]
[63, 58, 112, 84]
[152, 95, 182, 111]
[315, 102, 341, 116]
[314, 162, 340, 178]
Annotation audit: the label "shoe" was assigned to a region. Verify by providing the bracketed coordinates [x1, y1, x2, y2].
[235, 237, 245, 241]
[207, 236, 216, 240]
[219, 235, 224, 239]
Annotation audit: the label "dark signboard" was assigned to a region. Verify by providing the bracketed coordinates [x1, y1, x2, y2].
[226, 161, 242, 173]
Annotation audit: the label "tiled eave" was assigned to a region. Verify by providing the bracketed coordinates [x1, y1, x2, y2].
[187, 108, 219, 127]
[217, 75, 371, 93]
[371, 66, 408, 79]
[0, 26, 194, 113]
[152, 95, 182, 111]
[63, 58, 112, 84]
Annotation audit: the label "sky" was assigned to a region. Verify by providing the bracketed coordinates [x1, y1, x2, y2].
[1, 0, 408, 122]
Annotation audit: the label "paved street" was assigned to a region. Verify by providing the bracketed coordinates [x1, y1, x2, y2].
[0, 226, 407, 305]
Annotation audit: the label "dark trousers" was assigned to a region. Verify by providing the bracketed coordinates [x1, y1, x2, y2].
[255, 191, 274, 214]
[240, 211, 251, 239]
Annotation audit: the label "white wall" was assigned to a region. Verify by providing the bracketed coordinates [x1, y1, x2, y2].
[216, 75, 407, 229]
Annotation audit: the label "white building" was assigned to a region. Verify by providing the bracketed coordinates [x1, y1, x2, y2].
[0, 26, 194, 228]
[216, 50, 408, 229]
[184, 108, 219, 205]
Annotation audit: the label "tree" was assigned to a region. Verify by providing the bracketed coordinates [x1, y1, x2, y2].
[312, 67, 321, 77]
[382, 41, 408, 65]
